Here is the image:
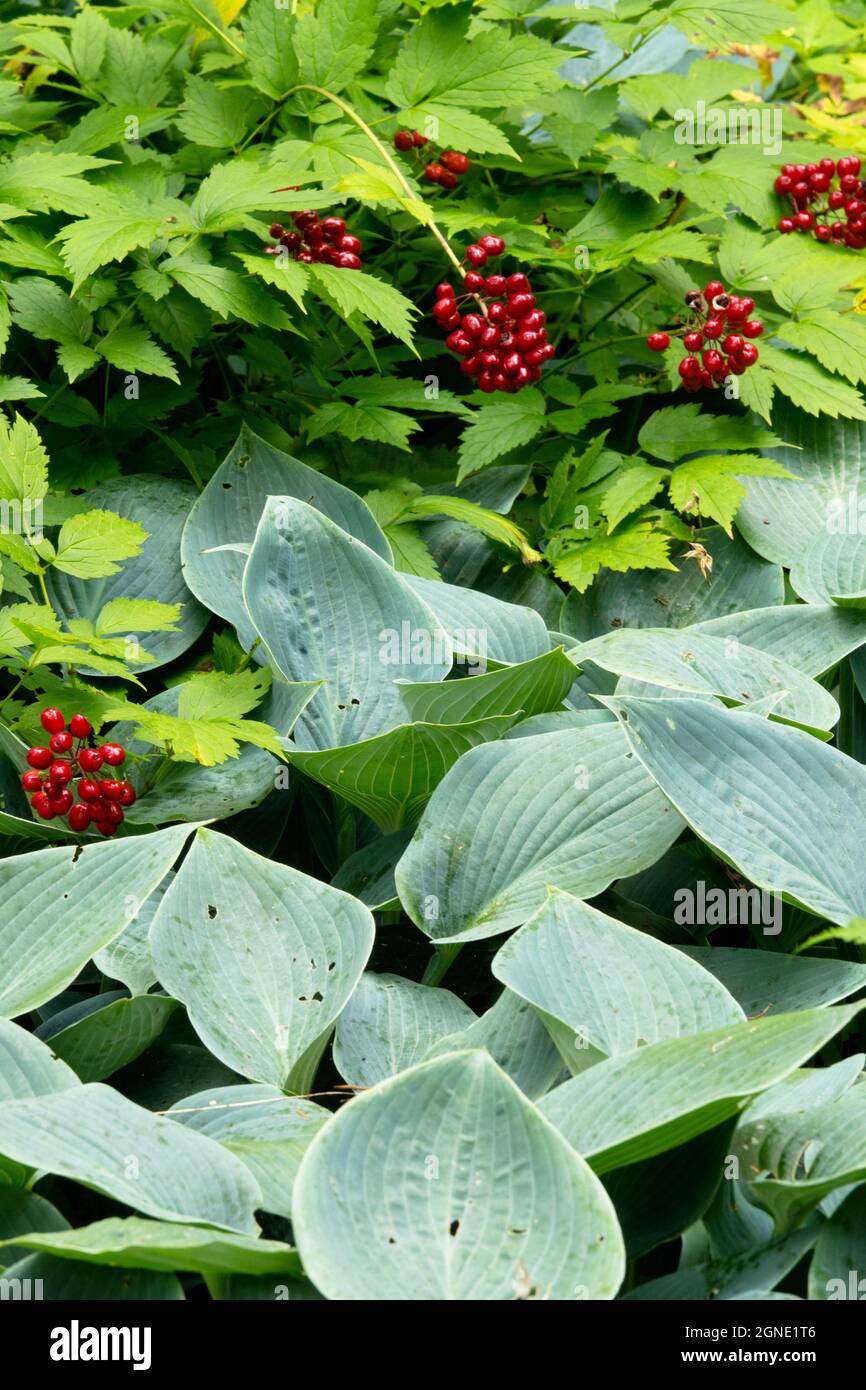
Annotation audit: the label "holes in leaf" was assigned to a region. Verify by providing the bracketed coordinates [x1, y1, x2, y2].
[449, 1219, 460, 1237]
[207, 904, 218, 919]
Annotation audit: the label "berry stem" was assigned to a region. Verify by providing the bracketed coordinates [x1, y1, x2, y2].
[287, 85, 466, 278]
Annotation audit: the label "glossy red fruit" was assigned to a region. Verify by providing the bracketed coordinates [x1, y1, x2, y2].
[840, 174, 859, 194]
[702, 349, 724, 373]
[78, 747, 103, 772]
[682, 331, 703, 351]
[99, 744, 126, 767]
[438, 170, 458, 189]
[507, 293, 535, 318]
[394, 130, 414, 152]
[101, 780, 124, 802]
[778, 217, 796, 233]
[434, 298, 455, 319]
[118, 782, 137, 807]
[703, 281, 724, 302]
[49, 789, 73, 816]
[411, 131, 427, 148]
[320, 217, 346, 238]
[479, 325, 501, 348]
[435, 282, 455, 299]
[40, 708, 65, 734]
[95, 821, 118, 837]
[479, 234, 505, 256]
[465, 245, 488, 267]
[50, 730, 73, 754]
[49, 761, 73, 785]
[478, 371, 498, 393]
[484, 275, 507, 294]
[77, 779, 101, 801]
[703, 318, 723, 339]
[505, 273, 530, 293]
[68, 804, 91, 833]
[31, 793, 54, 820]
[646, 332, 670, 351]
[774, 175, 793, 194]
[815, 225, 832, 242]
[521, 310, 546, 331]
[742, 320, 764, 338]
[104, 801, 125, 824]
[27, 747, 53, 770]
[487, 303, 508, 324]
[442, 151, 470, 174]
[269, 223, 284, 239]
[678, 356, 701, 380]
[722, 333, 744, 354]
[336, 252, 362, 270]
[21, 770, 42, 792]
[739, 343, 759, 365]
[68, 714, 92, 739]
[463, 271, 485, 292]
[829, 189, 846, 210]
[424, 163, 445, 183]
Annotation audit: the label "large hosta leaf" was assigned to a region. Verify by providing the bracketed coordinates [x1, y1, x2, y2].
[36, 994, 178, 1082]
[397, 646, 578, 724]
[0, 1084, 262, 1232]
[425, 989, 565, 1100]
[285, 716, 513, 832]
[539, 1004, 861, 1173]
[809, 1186, 866, 1299]
[180, 425, 391, 648]
[396, 722, 684, 944]
[48, 476, 209, 672]
[0, 824, 194, 1018]
[0, 1216, 300, 1277]
[789, 531, 866, 606]
[681, 946, 866, 1016]
[150, 829, 375, 1090]
[613, 696, 866, 927]
[293, 1051, 626, 1301]
[406, 575, 550, 665]
[493, 890, 743, 1070]
[168, 1084, 330, 1221]
[243, 497, 452, 749]
[573, 627, 838, 732]
[0, 1017, 79, 1101]
[736, 405, 866, 568]
[694, 604, 866, 677]
[0, 1253, 183, 1300]
[333, 973, 475, 1087]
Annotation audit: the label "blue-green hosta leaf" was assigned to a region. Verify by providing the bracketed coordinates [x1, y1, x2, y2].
[625, 1228, 818, 1302]
[0, 1017, 79, 1101]
[539, 1004, 862, 1174]
[694, 604, 866, 678]
[0, 1084, 262, 1233]
[0, 1216, 300, 1278]
[92, 873, 169, 996]
[0, 1253, 183, 1300]
[406, 574, 550, 666]
[493, 890, 743, 1072]
[613, 697, 866, 927]
[0, 824, 194, 1019]
[736, 404, 866, 567]
[681, 947, 866, 1017]
[150, 829, 375, 1091]
[243, 498, 452, 750]
[424, 989, 565, 1101]
[285, 716, 513, 833]
[168, 1085, 330, 1222]
[333, 973, 476, 1088]
[0, 1188, 69, 1269]
[733, 1087, 866, 1228]
[48, 476, 208, 672]
[36, 994, 178, 1083]
[789, 530, 866, 606]
[397, 647, 578, 724]
[294, 1051, 625, 1301]
[574, 627, 838, 732]
[329, 831, 409, 912]
[396, 722, 684, 944]
[808, 1186, 866, 1300]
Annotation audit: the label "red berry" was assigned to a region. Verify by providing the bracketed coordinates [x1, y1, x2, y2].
[434, 298, 456, 319]
[68, 804, 91, 833]
[521, 310, 546, 331]
[820, 158, 836, 174]
[774, 175, 793, 195]
[95, 821, 118, 837]
[459, 353, 483, 376]
[809, 172, 830, 193]
[488, 303, 508, 324]
[465, 245, 488, 267]
[78, 747, 103, 772]
[99, 744, 126, 767]
[438, 170, 458, 189]
[846, 200, 866, 218]
[77, 779, 101, 801]
[50, 730, 73, 754]
[394, 131, 413, 152]
[441, 151, 471, 175]
[49, 761, 73, 785]
[502, 352, 522, 377]
[441, 312, 460, 330]
[795, 211, 814, 230]
[292, 210, 317, 229]
[118, 782, 137, 807]
[722, 333, 744, 353]
[478, 371, 498, 393]
[703, 281, 724, 302]
[463, 271, 485, 291]
[49, 789, 73, 816]
[778, 217, 795, 233]
[478, 234, 505, 256]
[742, 320, 763, 338]
[21, 770, 42, 792]
[279, 232, 302, 252]
[841, 174, 859, 194]
[336, 252, 362, 270]
[505, 273, 530, 294]
[739, 343, 759, 365]
[507, 293, 535, 318]
[103, 801, 125, 824]
[27, 747, 53, 770]
[702, 349, 724, 373]
[829, 189, 846, 210]
[678, 356, 701, 379]
[703, 318, 723, 339]
[269, 223, 284, 239]
[682, 331, 703, 351]
[68, 714, 92, 739]
[479, 325, 501, 347]
[792, 181, 810, 201]
[515, 330, 540, 351]
[31, 793, 54, 820]
[484, 275, 506, 294]
[412, 131, 427, 148]
[101, 780, 124, 802]
[320, 217, 346, 238]
[40, 708, 65, 734]
[435, 282, 455, 299]
[646, 332, 670, 351]
[424, 163, 445, 183]
[462, 313, 484, 337]
[815, 225, 832, 242]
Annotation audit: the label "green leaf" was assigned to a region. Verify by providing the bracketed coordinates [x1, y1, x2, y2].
[682, 945, 866, 1016]
[150, 828, 374, 1091]
[0, 1217, 300, 1277]
[669, 454, 793, 534]
[241, 0, 298, 100]
[191, 162, 319, 234]
[294, 1052, 625, 1300]
[333, 973, 475, 1088]
[294, 0, 380, 94]
[637, 404, 786, 463]
[407, 574, 549, 665]
[0, 412, 48, 505]
[757, 342, 866, 421]
[397, 647, 579, 725]
[0, 825, 194, 1018]
[547, 522, 677, 594]
[396, 104, 519, 158]
[0, 1084, 262, 1233]
[386, 11, 561, 110]
[96, 323, 179, 382]
[306, 400, 418, 452]
[53, 508, 148, 579]
[540, 1004, 862, 1174]
[601, 462, 667, 531]
[164, 256, 291, 329]
[395, 722, 684, 944]
[780, 311, 866, 386]
[39, 995, 178, 1083]
[176, 74, 254, 149]
[54, 210, 166, 290]
[0, 1018, 79, 1102]
[456, 389, 546, 480]
[307, 264, 417, 349]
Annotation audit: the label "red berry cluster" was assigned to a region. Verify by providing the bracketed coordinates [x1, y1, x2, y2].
[264, 215, 363, 270]
[775, 156, 866, 246]
[646, 281, 763, 393]
[433, 237, 553, 393]
[393, 130, 470, 190]
[23, 708, 135, 837]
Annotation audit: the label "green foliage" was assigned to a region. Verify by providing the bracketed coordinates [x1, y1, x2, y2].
[0, 0, 864, 1310]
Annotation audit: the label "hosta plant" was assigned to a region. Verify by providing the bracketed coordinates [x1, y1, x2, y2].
[1, 0, 866, 1305]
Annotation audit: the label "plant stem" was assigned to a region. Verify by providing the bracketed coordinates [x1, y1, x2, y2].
[422, 942, 462, 987]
